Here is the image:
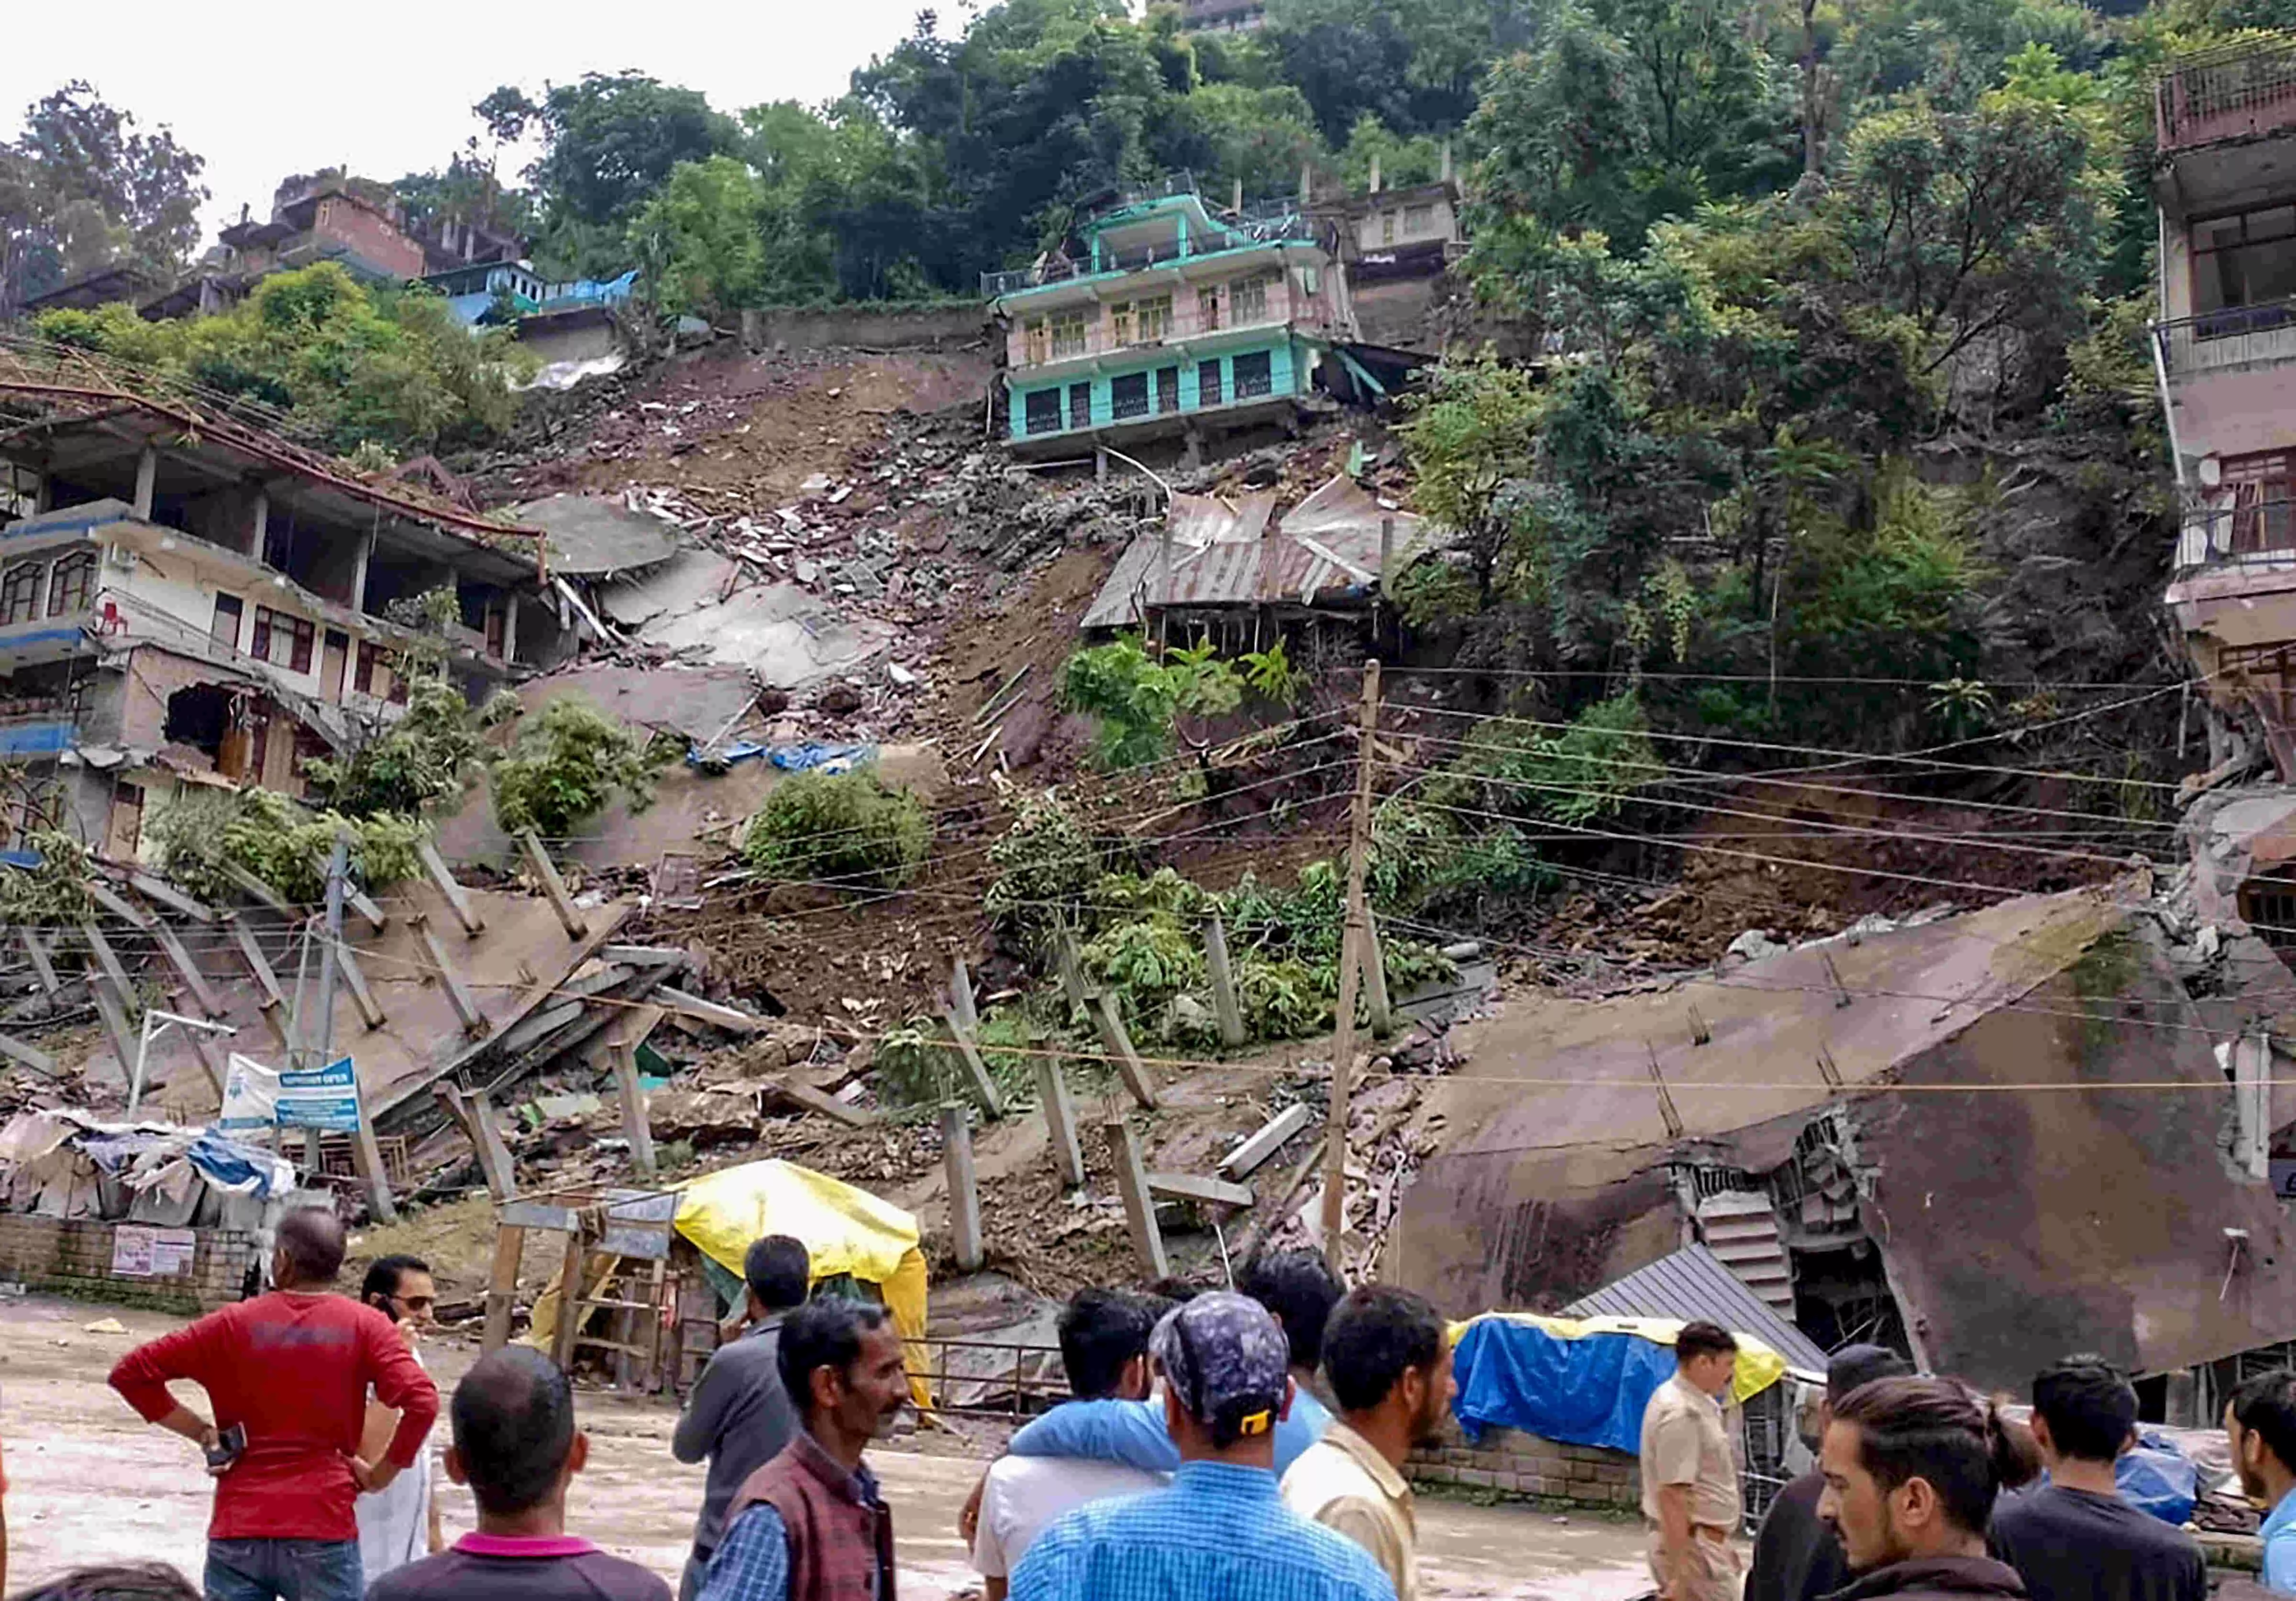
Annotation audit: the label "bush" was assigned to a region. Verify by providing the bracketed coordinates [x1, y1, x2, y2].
[144, 788, 425, 904]
[0, 828, 93, 925]
[488, 696, 669, 840]
[743, 771, 931, 889]
[302, 674, 481, 819]
[984, 791, 1100, 948]
[1060, 636, 1242, 769]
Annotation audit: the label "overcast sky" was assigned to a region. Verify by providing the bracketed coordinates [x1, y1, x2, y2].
[4, 0, 937, 247]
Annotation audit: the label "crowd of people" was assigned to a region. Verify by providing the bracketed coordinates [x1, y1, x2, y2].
[3, 1206, 2296, 1601]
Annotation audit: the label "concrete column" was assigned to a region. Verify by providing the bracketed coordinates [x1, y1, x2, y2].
[501, 592, 520, 665]
[1441, 139, 1455, 183]
[132, 447, 156, 521]
[1369, 154, 1382, 194]
[248, 488, 268, 559]
[350, 529, 374, 613]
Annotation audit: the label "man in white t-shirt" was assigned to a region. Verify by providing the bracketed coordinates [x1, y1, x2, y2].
[970, 1289, 1165, 1598]
[356, 1254, 444, 1580]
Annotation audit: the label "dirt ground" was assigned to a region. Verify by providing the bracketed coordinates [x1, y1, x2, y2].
[0, 1294, 1650, 1601]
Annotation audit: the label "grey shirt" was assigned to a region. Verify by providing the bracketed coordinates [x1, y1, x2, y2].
[672, 1314, 799, 1557]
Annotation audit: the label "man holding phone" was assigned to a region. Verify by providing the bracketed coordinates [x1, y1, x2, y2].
[110, 1206, 437, 1601]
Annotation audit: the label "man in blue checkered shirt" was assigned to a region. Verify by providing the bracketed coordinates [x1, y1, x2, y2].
[1009, 1291, 1397, 1601]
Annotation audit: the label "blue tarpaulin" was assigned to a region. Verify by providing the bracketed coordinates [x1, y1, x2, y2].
[1453, 1317, 1688, 1451]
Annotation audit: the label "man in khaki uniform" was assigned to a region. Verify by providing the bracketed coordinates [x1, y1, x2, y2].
[1641, 1321, 1746, 1601]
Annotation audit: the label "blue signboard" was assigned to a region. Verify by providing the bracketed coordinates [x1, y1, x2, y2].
[277, 1057, 362, 1133]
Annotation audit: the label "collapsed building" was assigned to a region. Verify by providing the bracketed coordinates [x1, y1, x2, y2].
[0, 340, 561, 857]
[1393, 882, 2296, 1417]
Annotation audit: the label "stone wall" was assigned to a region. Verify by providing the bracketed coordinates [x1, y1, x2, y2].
[1405, 1423, 1641, 1510]
[0, 1214, 257, 1311]
[742, 303, 987, 355]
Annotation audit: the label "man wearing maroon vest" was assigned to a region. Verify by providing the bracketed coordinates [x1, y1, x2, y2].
[699, 1298, 911, 1601]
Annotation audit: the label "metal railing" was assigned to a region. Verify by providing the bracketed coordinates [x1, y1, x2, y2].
[981, 213, 1325, 297]
[909, 1337, 1069, 1418]
[1015, 302, 1303, 365]
[2174, 503, 2296, 569]
[2152, 297, 2296, 381]
[2158, 37, 2296, 153]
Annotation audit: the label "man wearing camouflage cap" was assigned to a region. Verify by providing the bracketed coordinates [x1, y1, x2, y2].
[1009, 1291, 1396, 1601]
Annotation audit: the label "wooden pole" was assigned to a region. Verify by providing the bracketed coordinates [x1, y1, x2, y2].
[484, 1226, 526, 1353]
[943, 1103, 984, 1272]
[1361, 910, 1393, 1040]
[608, 1041, 657, 1178]
[1204, 914, 1247, 1048]
[1320, 658, 1380, 1268]
[950, 956, 980, 1036]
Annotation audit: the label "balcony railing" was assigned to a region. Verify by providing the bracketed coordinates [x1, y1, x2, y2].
[982, 212, 1327, 297]
[2175, 503, 2296, 570]
[2152, 297, 2296, 381]
[2158, 37, 2296, 154]
[1017, 301, 1318, 366]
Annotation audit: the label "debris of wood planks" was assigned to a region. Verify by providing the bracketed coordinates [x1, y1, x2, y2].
[519, 831, 590, 940]
[760, 1076, 876, 1128]
[1147, 1171, 1256, 1208]
[484, 1224, 526, 1351]
[971, 664, 1032, 726]
[418, 841, 485, 935]
[1220, 1103, 1315, 1178]
[128, 874, 214, 923]
[657, 986, 765, 1033]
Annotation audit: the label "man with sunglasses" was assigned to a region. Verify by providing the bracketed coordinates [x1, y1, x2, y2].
[358, 1256, 443, 1582]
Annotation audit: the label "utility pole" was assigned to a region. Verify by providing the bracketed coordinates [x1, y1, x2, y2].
[320, 833, 397, 1223]
[1320, 658, 1380, 1272]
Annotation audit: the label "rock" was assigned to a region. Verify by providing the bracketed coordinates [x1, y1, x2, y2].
[756, 688, 792, 716]
[1723, 929, 1783, 964]
[817, 682, 864, 715]
[647, 1089, 760, 1148]
[887, 662, 920, 689]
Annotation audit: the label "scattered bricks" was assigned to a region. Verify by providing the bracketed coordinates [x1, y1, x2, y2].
[1457, 1469, 1499, 1489]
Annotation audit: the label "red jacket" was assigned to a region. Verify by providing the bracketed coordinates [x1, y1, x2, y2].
[110, 1290, 437, 1541]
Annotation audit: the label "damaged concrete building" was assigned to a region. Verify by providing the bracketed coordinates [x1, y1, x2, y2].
[0, 349, 559, 858]
[1394, 885, 2296, 1416]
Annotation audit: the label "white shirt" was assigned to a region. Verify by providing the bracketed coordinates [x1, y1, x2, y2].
[356, 1344, 435, 1579]
[970, 1454, 1163, 1579]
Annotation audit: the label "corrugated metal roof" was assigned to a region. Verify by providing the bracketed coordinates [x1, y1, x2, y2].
[1080, 474, 1444, 629]
[1563, 1243, 1830, 1374]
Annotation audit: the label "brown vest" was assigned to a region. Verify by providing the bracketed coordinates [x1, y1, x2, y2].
[724, 1432, 896, 1601]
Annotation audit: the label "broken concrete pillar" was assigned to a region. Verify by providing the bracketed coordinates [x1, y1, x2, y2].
[1104, 1116, 1168, 1278]
[133, 446, 156, 521]
[1204, 915, 1247, 1048]
[943, 1104, 984, 1272]
[249, 487, 268, 559]
[519, 831, 589, 940]
[1034, 1056, 1086, 1188]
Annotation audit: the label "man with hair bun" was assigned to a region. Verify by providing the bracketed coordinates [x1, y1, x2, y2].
[1816, 1376, 2030, 1601]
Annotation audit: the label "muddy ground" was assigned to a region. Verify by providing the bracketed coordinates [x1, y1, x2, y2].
[0, 1294, 1649, 1601]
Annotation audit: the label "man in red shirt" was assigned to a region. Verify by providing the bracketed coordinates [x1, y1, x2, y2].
[110, 1206, 438, 1601]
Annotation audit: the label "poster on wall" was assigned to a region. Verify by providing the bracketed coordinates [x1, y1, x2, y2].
[150, 1228, 197, 1277]
[277, 1058, 361, 1133]
[111, 1225, 156, 1278]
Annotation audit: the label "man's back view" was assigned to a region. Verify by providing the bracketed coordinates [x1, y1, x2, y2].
[109, 1206, 437, 1601]
[1990, 1356, 2205, 1601]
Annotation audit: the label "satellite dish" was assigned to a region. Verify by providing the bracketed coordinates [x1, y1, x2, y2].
[2200, 456, 2223, 487]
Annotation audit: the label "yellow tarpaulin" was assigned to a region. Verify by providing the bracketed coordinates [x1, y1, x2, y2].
[1445, 1312, 1796, 1405]
[526, 1159, 932, 1405]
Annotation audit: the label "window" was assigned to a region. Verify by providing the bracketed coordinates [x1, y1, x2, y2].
[1111, 302, 1137, 345]
[254, 606, 314, 672]
[1023, 388, 1063, 436]
[1230, 274, 1271, 325]
[1404, 203, 1435, 238]
[1199, 359, 1224, 408]
[354, 639, 384, 695]
[211, 594, 243, 651]
[1051, 310, 1090, 359]
[1233, 350, 1274, 398]
[2194, 204, 2296, 321]
[1111, 372, 1151, 419]
[1068, 383, 1093, 431]
[1133, 296, 1173, 343]
[1157, 367, 1180, 414]
[1381, 210, 1398, 245]
[2227, 452, 2296, 554]
[1198, 286, 1222, 332]
[45, 551, 93, 617]
[1025, 318, 1050, 365]
[0, 561, 43, 625]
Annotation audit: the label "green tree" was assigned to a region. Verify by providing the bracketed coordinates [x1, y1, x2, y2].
[488, 696, 668, 840]
[0, 81, 207, 313]
[629, 156, 769, 319]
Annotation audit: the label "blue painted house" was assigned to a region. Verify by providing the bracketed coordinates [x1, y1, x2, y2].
[983, 179, 1355, 455]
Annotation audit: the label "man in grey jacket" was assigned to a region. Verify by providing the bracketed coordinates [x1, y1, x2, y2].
[673, 1236, 810, 1601]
